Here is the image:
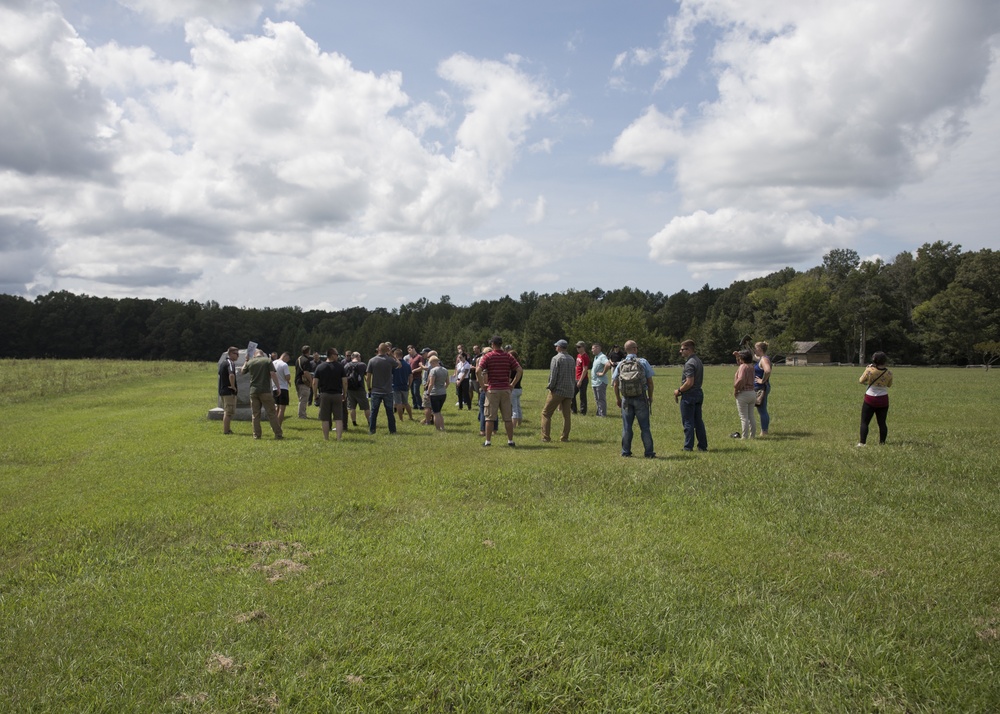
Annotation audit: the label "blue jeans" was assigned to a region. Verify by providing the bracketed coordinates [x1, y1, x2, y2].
[511, 388, 523, 420]
[621, 396, 654, 457]
[368, 392, 396, 433]
[478, 390, 496, 432]
[755, 381, 771, 432]
[679, 392, 707, 451]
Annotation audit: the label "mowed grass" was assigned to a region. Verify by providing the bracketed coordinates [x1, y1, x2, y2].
[0, 360, 997, 712]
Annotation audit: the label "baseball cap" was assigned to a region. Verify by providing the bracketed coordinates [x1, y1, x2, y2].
[554, 339, 568, 348]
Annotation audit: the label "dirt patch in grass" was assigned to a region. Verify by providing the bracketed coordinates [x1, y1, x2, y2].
[229, 540, 314, 582]
[250, 693, 281, 711]
[206, 652, 237, 673]
[253, 558, 309, 583]
[973, 609, 999, 641]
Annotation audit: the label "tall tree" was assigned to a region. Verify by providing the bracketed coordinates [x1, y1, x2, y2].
[912, 241, 963, 304]
[913, 286, 992, 364]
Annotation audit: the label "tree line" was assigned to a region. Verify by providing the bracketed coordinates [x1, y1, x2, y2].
[2, 241, 997, 368]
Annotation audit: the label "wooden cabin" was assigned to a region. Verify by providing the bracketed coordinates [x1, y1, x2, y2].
[787, 341, 831, 365]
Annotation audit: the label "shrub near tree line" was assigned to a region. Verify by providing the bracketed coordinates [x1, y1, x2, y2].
[1, 241, 997, 366]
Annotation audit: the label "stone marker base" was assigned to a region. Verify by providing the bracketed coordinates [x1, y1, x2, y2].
[207, 407, 255, 422]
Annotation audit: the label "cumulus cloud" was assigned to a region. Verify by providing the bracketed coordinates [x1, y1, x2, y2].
[0, 3, 114, 176]
[607, 0, 1000, 275]
[0, 2, 559, 299]
[649, 208, 872, 272]
[601, 106, 685, 175]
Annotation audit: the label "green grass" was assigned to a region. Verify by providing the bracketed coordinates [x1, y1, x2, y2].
[1, 362, 997, 712]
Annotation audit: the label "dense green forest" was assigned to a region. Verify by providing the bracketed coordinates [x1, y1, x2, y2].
[2, 242, 998, 367]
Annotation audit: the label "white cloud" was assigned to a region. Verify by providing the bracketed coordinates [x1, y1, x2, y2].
[0, 4, 559, 296]
[607, 0, 1000, 275]
[601, 105, 685, 175]
[0, 3, 115, 176]
[649, 208, 871, 272]
[438, 53, 560, 173]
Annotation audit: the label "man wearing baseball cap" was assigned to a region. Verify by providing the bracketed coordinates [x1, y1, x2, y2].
[540, 339, 575, 442]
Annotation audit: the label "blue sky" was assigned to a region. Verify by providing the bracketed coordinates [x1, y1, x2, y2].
[3, 0, 999, 310]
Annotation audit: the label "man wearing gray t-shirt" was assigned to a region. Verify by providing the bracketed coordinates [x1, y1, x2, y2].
[366, 343, 400, 434]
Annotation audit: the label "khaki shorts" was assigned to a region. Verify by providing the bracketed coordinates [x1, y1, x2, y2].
[318, 393, 345, 423]
[221, 394, 236, 416]
[484, 390, 513, 422]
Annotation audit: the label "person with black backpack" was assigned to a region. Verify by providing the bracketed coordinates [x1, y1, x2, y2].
[344, 352, 370, 427]
[612, 340, 655, 458]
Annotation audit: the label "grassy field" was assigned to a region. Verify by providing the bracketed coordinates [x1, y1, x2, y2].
[0, 360, 997, 712]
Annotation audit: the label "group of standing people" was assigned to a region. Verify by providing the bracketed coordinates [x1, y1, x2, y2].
[219, 335, 893, 451]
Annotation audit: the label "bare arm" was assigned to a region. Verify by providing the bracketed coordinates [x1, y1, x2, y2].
[756, 356, 771, 385]
[674, 375, 695, 402]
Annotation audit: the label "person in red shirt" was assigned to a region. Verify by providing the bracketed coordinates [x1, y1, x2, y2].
[475, 335, 523, 447]
[572, 340, 591, 415]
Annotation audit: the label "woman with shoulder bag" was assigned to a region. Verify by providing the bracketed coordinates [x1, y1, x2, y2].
[858, 351, 893, 446]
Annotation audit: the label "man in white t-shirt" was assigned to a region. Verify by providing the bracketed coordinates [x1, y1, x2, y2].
[272, 352, 292, 422]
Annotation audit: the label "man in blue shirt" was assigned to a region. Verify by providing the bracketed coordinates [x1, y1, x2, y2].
[590, 342, 611, 417]
[612, 340, 655, 458]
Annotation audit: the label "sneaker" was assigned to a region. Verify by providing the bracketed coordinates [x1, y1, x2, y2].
[507, 441, 515, 447]
[730, 432, 741, 439]
[621, 453, 632, 457]
[856, 442, 866, 447]
[644, 453, 656, 459]
[483, 441, 491, 447]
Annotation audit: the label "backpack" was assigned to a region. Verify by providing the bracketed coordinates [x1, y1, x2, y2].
[346, 362, 365, 390]
[618, 358, 645, 398]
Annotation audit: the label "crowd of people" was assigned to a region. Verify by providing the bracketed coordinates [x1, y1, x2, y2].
[218, 337, 893, 452]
